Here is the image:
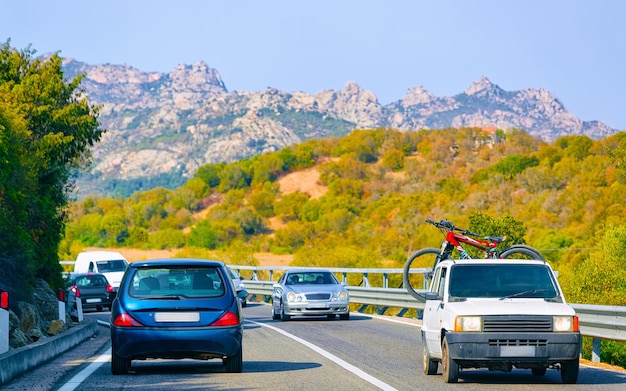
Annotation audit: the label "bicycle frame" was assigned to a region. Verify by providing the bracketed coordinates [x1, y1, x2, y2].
[443, 231, 499, 259]
[430, 219, 503, 260]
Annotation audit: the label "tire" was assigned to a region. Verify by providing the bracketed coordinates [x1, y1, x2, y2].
[531, 367, 546, 376]
[111, 347, 130, 375]
[403, 248, 440, 300]
[499, 244, 544, 261]
[339, 313, 350, 320]
[560, 358, 579, 384]
[280, 303, 290, 321]
[272, 305, 280, 320]
[441, 336, 459, 383]
[224, 346, 243, 373]
[422, 341, 438, 375]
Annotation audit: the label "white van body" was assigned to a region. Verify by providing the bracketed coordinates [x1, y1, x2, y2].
[74, 251, 129, 291]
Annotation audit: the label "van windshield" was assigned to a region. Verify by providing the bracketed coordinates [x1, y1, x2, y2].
[96, 260, 128, 273]
[448, 264, 559, 300]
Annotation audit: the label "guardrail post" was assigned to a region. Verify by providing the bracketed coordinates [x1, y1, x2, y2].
[591, 338, 601, 362]
[57, 288, 66, 323]
[1, 290, 8, 354]
[363, 273, 369, 287]
[383, 273, 388, 288]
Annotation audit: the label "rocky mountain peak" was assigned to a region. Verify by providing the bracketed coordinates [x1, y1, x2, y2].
[465, 75, 502, 96]
[63, 59, 617, 198]
[168, 61, 227, 92]
[402, 86, 436, 106]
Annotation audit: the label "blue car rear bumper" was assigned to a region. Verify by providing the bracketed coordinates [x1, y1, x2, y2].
[111, 325, 243, 360]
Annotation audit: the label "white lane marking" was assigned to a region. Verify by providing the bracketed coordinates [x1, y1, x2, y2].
[57, 347, 112, 391]
[361, 313, 423, 328]
[247, 320, 398, 391]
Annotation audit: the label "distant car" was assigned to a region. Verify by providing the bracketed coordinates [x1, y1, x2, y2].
[74, 251, 128, 292]
[65, 273, 115, 317]
[110, 258, 249, 375]
[271, 268, 350, 321]
[227, 266, 247, 307]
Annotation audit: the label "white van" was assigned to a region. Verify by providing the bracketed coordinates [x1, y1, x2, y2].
[74, 251, 129, 291]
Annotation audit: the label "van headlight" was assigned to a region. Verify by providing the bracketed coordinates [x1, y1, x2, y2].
[454, 316, 482, 332]
[553, 316, 578, 332]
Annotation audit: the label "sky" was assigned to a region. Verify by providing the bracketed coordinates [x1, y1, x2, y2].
[2, 0, 625, 130]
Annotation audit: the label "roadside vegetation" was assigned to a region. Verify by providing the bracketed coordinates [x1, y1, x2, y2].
[60, 126, 626, 367]
[0, 42, 103, 302]
[1, 42, 624, 367]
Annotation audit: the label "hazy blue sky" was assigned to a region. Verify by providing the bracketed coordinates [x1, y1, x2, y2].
[3, 1, 625, 129]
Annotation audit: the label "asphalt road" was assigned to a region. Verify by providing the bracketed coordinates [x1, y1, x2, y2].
[3, 303, 626, 391]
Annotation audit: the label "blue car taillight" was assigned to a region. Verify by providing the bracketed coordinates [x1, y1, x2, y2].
[113, 313, 143, 327]
[210, 311, 240, 326]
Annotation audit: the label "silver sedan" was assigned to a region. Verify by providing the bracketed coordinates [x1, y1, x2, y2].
[271, 269, 350, 321]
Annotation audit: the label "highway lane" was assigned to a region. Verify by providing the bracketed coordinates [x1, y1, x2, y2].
[4, 303, 626, 390]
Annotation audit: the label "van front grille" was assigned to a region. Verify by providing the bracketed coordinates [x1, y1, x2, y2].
[483, 315, 552, 332]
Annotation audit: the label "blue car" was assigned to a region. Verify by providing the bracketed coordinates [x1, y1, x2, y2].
[110, 258, 248, 374]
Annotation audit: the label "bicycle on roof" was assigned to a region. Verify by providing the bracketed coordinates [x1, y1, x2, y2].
[402, 218, 544, 300]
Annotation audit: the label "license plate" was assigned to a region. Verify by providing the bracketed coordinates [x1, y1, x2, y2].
[86, 298, 101, 303]
[155, 312, 200, 322]
[308, 303, 328, 309]
[500, 346, 536, 357]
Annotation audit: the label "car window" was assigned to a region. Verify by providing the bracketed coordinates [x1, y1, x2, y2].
[227, 267, 239, 279]
[97, 259, 128, 272]
[75, 275, 107, 287]
[286, 272, 337, 285]
[129, 266, 226, 298]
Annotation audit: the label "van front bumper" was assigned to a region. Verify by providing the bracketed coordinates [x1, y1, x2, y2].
[445, 331, 581, 366]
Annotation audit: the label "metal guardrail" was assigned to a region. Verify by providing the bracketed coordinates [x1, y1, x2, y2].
[61, 261, 626, 363]
[234, 265, 626, 364]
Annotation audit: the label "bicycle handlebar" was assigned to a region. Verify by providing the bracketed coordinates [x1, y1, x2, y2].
[425, 219, 481, 237]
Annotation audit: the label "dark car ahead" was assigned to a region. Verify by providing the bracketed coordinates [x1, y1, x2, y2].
[110, 258, 249, 375]
[66, 273, 114, 316]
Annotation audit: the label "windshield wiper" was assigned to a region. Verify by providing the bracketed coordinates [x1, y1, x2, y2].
[500, 289, 546, 300]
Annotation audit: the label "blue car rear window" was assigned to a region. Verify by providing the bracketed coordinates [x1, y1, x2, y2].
[128, 267, 226, 298]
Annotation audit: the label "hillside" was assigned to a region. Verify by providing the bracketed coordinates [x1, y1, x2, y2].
[62, 127, 626, 309]
[59, 59, 619, 198]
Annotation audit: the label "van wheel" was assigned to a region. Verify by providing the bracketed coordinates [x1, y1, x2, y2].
[561, 358, 579, 384]
[442, 336, 459, 383]
[423, 342, 438, 375]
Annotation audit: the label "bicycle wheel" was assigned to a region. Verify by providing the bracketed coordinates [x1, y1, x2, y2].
[403, 247, 440, 300]
[499, 244, 544, 260]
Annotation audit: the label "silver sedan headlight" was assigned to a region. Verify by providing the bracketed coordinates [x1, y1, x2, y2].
[286, 292, 304, 302]
[333, 291, 349, 301]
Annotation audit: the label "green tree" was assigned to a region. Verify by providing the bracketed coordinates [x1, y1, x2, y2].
[194, 163, 224, 188]
[187, 219, 218, 249]
[0, 43, 104, 297]
[274, 192, 310, 222]
[381, 148, 405, 171]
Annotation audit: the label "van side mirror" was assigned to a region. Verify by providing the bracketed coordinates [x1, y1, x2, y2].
[424, 291, 441, 301]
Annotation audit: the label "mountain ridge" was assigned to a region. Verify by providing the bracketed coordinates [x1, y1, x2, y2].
[61, 58, 617, 198]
